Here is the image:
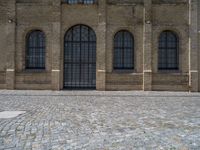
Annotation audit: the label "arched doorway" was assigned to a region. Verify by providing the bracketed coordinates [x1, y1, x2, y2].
[63, 25, 96, 89]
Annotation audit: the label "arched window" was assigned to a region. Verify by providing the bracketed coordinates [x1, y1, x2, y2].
[114, 30, 134, 70]
[64, 25, 96, 88]
[158, 31, 179, 70]
[26, 30, 45, 69]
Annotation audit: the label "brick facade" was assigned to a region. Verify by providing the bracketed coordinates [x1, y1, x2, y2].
[0, 0, 199, 91]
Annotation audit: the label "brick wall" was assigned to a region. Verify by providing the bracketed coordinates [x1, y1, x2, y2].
[0, 0, 198, 91]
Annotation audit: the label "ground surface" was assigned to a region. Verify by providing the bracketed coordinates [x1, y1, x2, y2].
[0, 90, 200, 150]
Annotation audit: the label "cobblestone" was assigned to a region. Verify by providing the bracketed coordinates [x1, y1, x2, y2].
[0, 90, 200, 149]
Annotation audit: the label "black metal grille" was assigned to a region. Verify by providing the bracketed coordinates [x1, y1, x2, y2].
[64, 0, 96, 4]
[26, 30, 45, 69]
[114, 30, 134, 70]
[64, 25, 96, 89]
[158, 31, 179, 70]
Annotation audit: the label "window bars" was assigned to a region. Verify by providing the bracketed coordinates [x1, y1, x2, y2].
[114, 31, 134, 70]
[26, 30, 45, 69]
[158, 31, 179, 70]
[64, 25, 96, 89]
[64, 0, 96, 4]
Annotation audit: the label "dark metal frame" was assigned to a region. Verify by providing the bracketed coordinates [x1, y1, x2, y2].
[113, 30, 134, 70]
[63, 25, 96, 89]
[64, 0, 96, 4]
[25, 30, 46, 70]
[158, 31, 179, 70]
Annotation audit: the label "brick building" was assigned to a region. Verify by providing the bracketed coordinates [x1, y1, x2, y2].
[0, 0, 199, 91]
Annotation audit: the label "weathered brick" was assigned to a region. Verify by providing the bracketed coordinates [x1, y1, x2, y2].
[0, 0, 199, 91]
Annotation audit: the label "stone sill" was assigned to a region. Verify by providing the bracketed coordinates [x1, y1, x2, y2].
[110, 71, 143, 76]
[61, 2, 98, 5]
[156, 71, 188, 75]
[20, 70, 49, 74]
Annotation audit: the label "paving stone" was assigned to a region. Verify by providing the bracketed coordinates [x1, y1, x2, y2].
[0, 90, 200, 149]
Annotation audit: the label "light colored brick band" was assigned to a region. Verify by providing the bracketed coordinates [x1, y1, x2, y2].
[98, 70, 106, 73]
[6, 69, 15, 72]
[190, 70, 198, 73]
[144, 70, 152, 73]
[52, 70, 60, 72]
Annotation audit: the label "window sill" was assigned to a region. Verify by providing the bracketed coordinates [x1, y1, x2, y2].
[62, 2, 97, 5]
[113, 69, 135, 74]
[157, 70, 183, 75]
[23, 69, 47, 73]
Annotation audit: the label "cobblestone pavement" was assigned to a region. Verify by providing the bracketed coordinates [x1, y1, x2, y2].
[0, 90, 200, 150]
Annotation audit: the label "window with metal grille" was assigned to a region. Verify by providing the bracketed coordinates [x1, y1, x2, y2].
[158, 31, 179, 70]
[114, 30, 134, 70]
[26, 30, 45, 69]
[64, 25, 96, 89]
[64, 0, 96, 4]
